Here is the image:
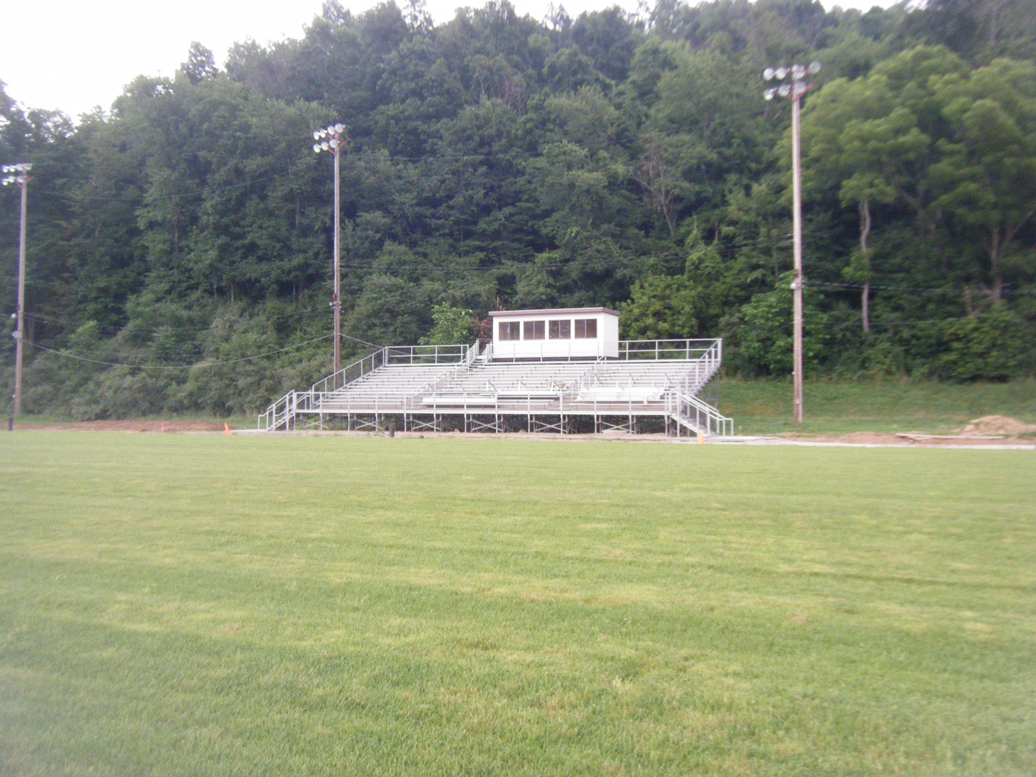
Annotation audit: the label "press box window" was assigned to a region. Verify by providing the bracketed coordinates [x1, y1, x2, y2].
[523, 320, 545, 340]
[574, 319, 597, 338]
[499, 322, 521, 340]
[548, 320, 571, 339]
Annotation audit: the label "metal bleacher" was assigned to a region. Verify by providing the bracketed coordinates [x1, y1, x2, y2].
[258, 339, 733, 437]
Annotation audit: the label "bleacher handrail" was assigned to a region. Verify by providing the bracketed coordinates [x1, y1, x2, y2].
[616, 338, 721, 361]
[665, 388, 733, 437]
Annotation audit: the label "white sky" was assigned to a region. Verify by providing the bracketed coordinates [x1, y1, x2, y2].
[1, 0, 899, 122]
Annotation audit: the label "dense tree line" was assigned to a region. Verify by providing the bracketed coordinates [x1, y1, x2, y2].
[2, 0, 1035, 418]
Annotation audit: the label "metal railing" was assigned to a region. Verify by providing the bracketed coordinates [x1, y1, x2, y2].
[422, 342, 486, 395]
[258, 390, 294, 431]
[617, 338, 721, 362]
[556, 359, 606, 404]
[257, 389, 323, 431]
[383, 343, 471, 365]
[665, 389, 733, 437]
[310, 344, 471, 396]
[310, 349, 386, 397]
[677, 340, 723, 396]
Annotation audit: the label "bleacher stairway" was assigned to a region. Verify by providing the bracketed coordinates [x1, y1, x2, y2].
[259, 340, 733, 436]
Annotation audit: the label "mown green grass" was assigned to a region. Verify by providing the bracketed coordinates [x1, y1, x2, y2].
[1, 433, 1034, 776]
[719, 377, 1036, 435]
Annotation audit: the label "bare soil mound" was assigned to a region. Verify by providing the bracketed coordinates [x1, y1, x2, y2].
[16, 420, 226, 433]
[957, 415, 1036, 436]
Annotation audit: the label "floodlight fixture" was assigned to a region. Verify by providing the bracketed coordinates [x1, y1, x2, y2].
[2, 163, 32, 186]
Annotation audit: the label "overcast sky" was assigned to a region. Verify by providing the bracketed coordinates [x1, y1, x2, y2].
[1, 0, 900, 122]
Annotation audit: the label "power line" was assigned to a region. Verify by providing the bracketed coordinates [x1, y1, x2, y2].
[807, 279, 1036, 297]
[25, 334, 332, 371]
[21, 304, 335, 338]
[30, 168, 292, 204]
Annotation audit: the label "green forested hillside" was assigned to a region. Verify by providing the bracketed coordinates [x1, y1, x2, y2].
[2, 0, 1035, 418]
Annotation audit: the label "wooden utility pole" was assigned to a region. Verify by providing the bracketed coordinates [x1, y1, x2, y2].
[764, 64, 819, 425]
[790, 86, 804, 425]
[313, 124, 347, 388]
[3, 163, 32, 419]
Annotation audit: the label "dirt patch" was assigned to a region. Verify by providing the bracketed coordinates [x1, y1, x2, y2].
[10, 417, 1035, 446]
[957, 415, 1036, 436]
[783, 427, 1035, 447]
[785, 431, 911, 445]
[836, 432, 905, 445]
[14, 419, 226, 433]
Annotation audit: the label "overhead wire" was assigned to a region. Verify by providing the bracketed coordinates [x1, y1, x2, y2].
[21, 304, 337, 338]
[25, 334, 333, 371]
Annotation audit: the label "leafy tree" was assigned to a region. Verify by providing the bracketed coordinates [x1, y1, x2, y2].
[179, 42, 219, 85]
[620, 227, 760, 340]
[620, 274, 703, 339]
[419, 303, 475, 345]
[570, 7, 642, 83]
[728, 272, 833, 376]
[800, 73, 930, 332]
[928, 57, 1036, 300]
[345, 274, 432, 346]
[900, 0, 1036, 62]
[643, 45, 774, 231]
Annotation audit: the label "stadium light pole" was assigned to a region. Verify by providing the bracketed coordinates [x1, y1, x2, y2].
[3, 162, 32, 421]
[313, 123, 347, 387]
[764, 62, 819, 425]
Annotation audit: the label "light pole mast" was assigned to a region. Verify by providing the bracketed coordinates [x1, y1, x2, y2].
[765, 62, 819, 425]
[3, 163, 32, 420]
[313, 123, 347, 387]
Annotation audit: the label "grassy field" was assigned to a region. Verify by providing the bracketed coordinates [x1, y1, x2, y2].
[718, 377, 1036, 435]
[1, 433, 1034, 776]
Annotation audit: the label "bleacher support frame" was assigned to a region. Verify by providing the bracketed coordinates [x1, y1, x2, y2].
[258, 339, 733, 438]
